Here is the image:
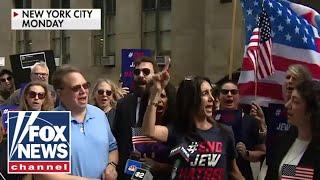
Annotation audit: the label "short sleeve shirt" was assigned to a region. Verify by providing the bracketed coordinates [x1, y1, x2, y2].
[168, 124, 236, 180]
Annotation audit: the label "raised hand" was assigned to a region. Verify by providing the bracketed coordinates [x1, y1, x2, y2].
[250, 102, 267, 135]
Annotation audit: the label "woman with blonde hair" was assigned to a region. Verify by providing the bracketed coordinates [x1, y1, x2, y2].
[91, 78, 122, 130]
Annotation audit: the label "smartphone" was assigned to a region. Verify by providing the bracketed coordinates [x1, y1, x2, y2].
[163, 56, 171, 72]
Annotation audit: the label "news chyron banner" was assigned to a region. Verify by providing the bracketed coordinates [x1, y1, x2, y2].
[7, 111, 71, 174]
[11, 9, 100, 30]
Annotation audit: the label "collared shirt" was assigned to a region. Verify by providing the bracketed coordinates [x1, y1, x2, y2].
[55, 104, 117, 179]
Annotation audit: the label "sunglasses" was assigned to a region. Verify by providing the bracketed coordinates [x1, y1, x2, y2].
[28, 91, 46, 99]
[220, 89, 239, 95]
[133, 68, 151, 76]
[0, 76, 12, 82]
[97, 89, 112, 96]
[69, 82, 91, 92]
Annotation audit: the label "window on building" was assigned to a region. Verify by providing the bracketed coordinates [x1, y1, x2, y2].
[142, 0, 171, 57]
[93, 0, 116, 66]
[15, 0, 32, 54]
[50, 0, 70, 65]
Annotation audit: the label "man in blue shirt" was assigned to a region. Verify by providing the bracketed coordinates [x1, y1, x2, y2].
[38, 65, 118, 180]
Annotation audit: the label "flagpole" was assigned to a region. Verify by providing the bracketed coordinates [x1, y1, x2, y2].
[255, 1, 265, 100]
[254, 63, 258, 100]
[228, 0, 238, 80]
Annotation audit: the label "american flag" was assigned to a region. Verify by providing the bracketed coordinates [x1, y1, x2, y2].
[131, 127, 157, 144]
[281, 164, 314, 180]
[239, 0, 320, 106]
[247, 9, 274, 80]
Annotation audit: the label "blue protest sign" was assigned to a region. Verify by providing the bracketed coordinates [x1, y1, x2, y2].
[214, 109, 243, 143]
[0, 105, 18, 132]
[121, 49, 152, 90]
[266, 103, 290, 163]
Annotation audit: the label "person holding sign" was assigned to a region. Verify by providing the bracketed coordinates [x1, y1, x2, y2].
[218, 80, 265, 180]
[265, 80, 320, 179]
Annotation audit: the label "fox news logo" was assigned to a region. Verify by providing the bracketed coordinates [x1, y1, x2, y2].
[7, 111, 71, 174]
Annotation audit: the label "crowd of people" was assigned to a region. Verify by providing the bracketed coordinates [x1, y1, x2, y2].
[0, 57, 319, 180]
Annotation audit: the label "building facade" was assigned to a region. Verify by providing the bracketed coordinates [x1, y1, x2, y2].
[0, 0, 318, 85]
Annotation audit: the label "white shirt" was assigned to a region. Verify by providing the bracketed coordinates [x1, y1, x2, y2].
[135, 97, 141, 125]
[278, 138, 310, 179]
[258, 159, 267, 180]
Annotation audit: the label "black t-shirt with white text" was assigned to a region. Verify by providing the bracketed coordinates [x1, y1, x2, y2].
[168, 124, 237, 180]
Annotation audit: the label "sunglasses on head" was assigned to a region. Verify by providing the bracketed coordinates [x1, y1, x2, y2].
[220, 89, 239, 95]
[97, 89, 112, 96]
[28, 91, 46, 99]
[0, 76, 12, 82]
[70, 82, 91, 92]
[133, 68, 151, 76]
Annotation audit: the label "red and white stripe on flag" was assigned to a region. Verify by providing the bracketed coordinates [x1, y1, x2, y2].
[239, 0, 320, 106]
[281, 164, 314, 180]
[246, 11, 274, 80]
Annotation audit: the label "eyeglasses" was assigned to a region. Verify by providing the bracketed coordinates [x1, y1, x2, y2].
[33, 73, 48, 77]
[97, 89, 112, 96]
[220, 89, 239, 95]
[28, 91, 46, 99]
[133, 68, 151, 76]
[69, 82, 90, 92]
[0, 76, 12, 82]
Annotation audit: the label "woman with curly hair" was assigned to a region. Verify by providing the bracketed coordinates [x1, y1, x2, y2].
[20, 81, 54, 111]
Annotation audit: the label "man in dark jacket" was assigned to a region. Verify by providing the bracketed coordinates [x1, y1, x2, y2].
[113, 56, 159, 179]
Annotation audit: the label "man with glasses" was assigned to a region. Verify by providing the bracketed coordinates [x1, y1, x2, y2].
[113, 56, 159, 179]
[0, 69, 15, 104]
[38, 65, 118, 180]
[4, 62, 56, 106]
[218, 80, 266, 180]
[30, 62, 50, 83]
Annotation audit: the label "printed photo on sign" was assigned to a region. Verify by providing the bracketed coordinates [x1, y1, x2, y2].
[19, 52, 46, 69]
[7, 111, 71, 174]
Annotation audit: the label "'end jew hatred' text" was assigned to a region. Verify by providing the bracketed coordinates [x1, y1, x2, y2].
[21, 10, 93, 28]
